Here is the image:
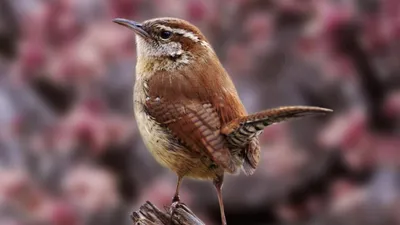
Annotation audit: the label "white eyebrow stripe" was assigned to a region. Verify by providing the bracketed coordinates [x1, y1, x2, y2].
[155, 24, 200, 42]
[154, 24, 213, 51]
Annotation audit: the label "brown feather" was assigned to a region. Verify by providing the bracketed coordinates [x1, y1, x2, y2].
[142, 55, 247, 172]
[221, 106, 333, 148]
[144, 97, 235, 172]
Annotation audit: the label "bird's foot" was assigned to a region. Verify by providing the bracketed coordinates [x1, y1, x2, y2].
[169, 196, 189, 224]
[168, 201, 203, 225]
[170, 196, 184, 215]
[172, 195, 180, 203]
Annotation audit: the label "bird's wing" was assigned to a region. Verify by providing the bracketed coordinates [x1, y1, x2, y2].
[141, 67, 247, 173]
[144, 97, 236, 173]
[221, 106, 333, 148]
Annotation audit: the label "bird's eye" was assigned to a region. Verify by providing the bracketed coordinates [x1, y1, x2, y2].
[160, 30, 172, 40]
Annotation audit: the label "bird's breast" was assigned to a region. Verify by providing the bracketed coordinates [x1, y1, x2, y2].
[133, 79, 175, 166]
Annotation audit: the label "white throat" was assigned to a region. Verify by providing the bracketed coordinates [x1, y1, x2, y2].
[135, 36, 193, 72]
[136, 36, 183, 58]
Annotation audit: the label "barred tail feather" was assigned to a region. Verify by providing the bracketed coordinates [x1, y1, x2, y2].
[222, 106, 333, 148]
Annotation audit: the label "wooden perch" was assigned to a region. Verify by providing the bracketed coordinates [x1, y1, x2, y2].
[131, 201, 205, 225]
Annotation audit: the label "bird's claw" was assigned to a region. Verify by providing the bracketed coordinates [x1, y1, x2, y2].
[172, 195, 181, 203]
[169, 200, 187, 214]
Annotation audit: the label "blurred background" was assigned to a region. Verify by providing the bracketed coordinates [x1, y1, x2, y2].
[0, 0, 399, 224]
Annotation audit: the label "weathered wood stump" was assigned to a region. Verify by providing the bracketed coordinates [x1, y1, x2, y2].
[131, 201, 205, 225]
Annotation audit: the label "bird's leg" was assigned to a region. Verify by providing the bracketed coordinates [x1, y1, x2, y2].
[170, 176, 183, 220]
[172, 176, 183, 203]
[213, 175, 227, 225]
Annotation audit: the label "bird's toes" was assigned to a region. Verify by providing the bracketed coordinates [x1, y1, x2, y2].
[172, 195, 181, 203]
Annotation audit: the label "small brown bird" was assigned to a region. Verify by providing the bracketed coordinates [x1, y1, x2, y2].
[113, 17, 332, 225]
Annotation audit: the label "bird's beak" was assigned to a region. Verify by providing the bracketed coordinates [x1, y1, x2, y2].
[113, 18, 150, 39]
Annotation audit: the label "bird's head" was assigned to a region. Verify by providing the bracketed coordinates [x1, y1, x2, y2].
[113, 17, 215, 69]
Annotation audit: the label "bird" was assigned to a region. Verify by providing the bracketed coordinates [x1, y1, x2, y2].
[113, 17, 332, 225]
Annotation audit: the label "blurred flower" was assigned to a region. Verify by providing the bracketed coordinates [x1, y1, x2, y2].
[260, 138, 307, 179]
[329, 179, 365, 214]
[319, 108, 366, 149]
[0, 169, 29, 205]
[244, 13, 272, 53]
[62, 165, 120, 214]
[108, 0, 143, 18]
[383, 90, 400, 118]
[186, 0, 207, 21]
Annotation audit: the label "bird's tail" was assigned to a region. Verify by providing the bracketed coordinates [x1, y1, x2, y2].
[221, 106, 333, 175]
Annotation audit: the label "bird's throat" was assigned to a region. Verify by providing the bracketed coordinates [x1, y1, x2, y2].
[136, 54, 193, 75]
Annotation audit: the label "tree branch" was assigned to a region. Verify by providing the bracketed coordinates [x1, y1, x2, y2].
[131, 201, 205, 225]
